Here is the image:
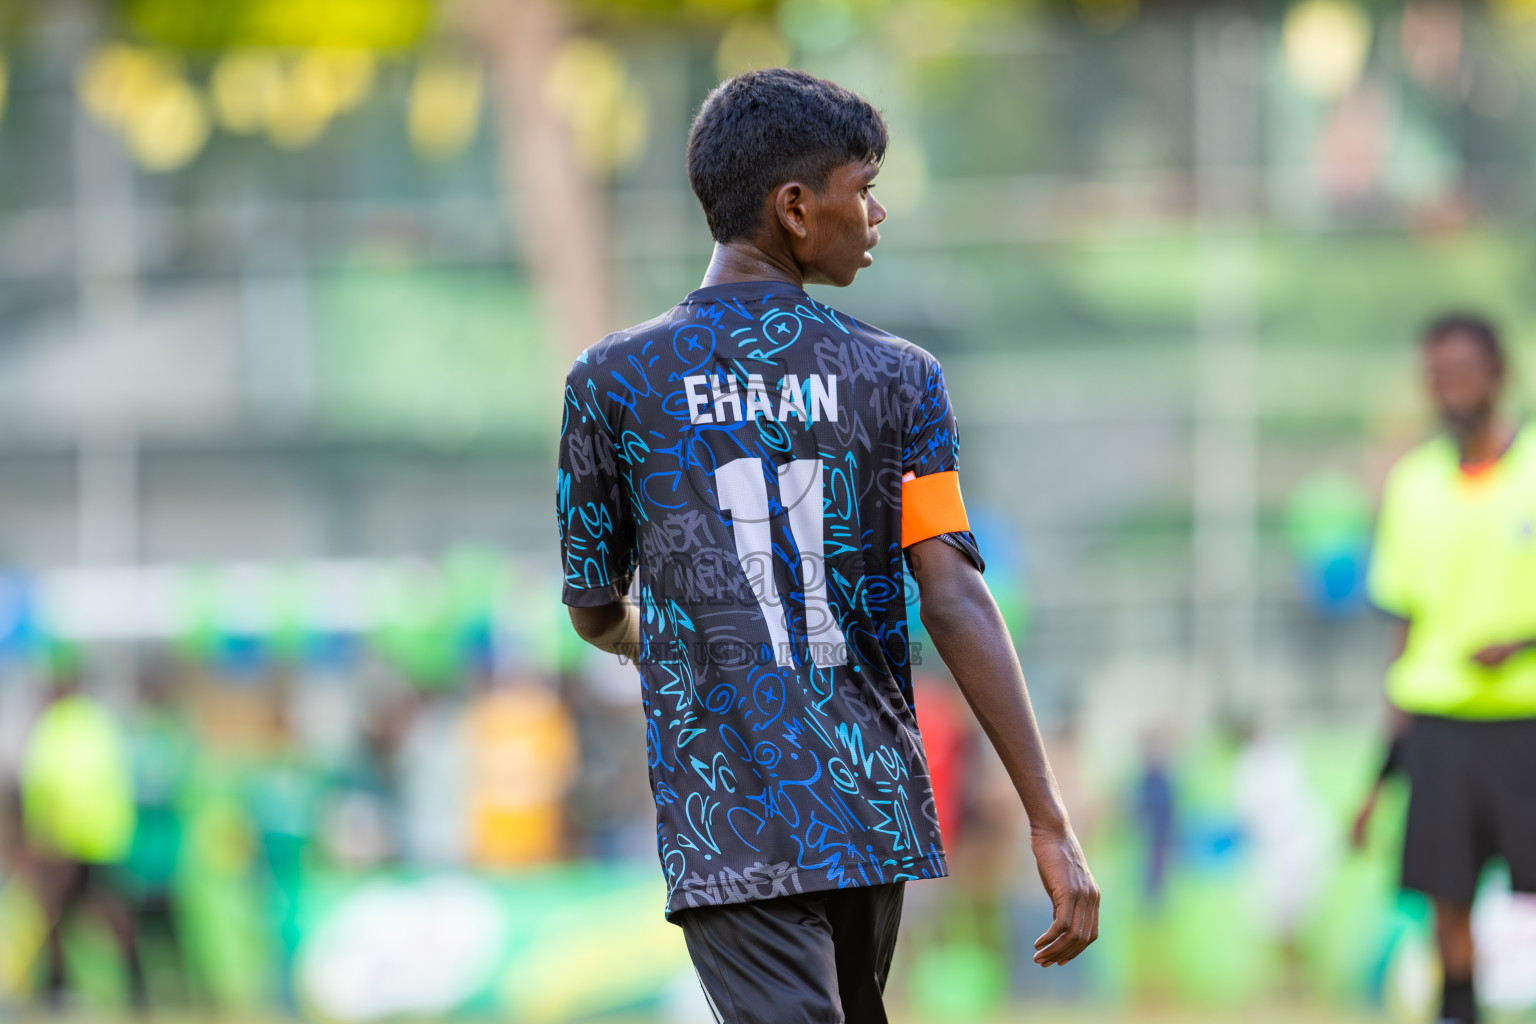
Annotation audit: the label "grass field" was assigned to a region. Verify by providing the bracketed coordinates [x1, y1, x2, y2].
[2, 1008, 1391, 1024]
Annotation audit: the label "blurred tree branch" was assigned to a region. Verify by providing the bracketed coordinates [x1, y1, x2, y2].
[449, 0, 612, 363]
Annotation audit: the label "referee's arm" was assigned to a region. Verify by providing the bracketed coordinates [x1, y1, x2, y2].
[1471, 634, 1536, 666]
[1351, 616, 1411, 850]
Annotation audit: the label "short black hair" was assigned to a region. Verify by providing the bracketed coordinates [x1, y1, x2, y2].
[687, 68, 888, 244]
[1422, 313, 1505, 371]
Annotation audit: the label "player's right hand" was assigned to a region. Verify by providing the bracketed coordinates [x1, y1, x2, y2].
[1030, 825, 1100, 967]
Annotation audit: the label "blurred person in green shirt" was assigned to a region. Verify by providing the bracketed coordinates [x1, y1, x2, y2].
[1357, 314, 1536, 1024]
[21, 650, 147, 1010]
[121, 660, 199, 1005]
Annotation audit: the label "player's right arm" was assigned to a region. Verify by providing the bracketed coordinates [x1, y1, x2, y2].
[558, 357, 639, 660]
[568, 601, 641, 661]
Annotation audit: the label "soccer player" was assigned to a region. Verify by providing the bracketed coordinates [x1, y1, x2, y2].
[557, 69, 1098, 1023]
[1363, 314, 1536, 1024]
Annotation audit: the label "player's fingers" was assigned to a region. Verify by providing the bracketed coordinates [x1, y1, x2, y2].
[1032, 920, 1069, 956]
[1056, 890, 1093, 964]
[1032, 898, 1073, 958]
[1040, 886, 1100, 966]
[1071, 896, 1100, 961]
[1034, 912, 1079, 965]
[1035, 892, 1086, 964]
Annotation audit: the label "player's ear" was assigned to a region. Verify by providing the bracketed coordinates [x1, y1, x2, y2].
[773, 181, 810, 239]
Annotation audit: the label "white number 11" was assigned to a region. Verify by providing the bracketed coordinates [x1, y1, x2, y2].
[715, 457, 848, 668]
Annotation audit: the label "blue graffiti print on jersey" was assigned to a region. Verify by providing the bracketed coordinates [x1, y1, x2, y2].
[557, 280, 980, 917]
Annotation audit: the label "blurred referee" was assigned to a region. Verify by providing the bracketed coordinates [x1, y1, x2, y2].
[1363, 314, 1536, 1024]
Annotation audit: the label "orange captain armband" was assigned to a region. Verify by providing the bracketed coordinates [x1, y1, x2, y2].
[901, 470, 970, 547]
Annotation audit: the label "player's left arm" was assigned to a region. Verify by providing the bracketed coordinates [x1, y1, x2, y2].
[901, 353, 1098, 967]
[912, 539, 1099, 966]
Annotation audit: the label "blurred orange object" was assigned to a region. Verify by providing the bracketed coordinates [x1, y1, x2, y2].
[467, 683, 578, 868]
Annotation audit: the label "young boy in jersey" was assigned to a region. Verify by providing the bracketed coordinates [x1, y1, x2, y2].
[1357, 315, 1536, 1024]
[557, 69, 1098, 1023]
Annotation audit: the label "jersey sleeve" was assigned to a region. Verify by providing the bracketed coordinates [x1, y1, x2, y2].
[557, 360, 636, 607]
[901, 356, 983, 571]
[1366, 467, 1415, 620]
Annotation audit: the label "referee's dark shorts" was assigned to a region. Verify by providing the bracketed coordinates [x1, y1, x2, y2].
[1402, 715, 1536, 904]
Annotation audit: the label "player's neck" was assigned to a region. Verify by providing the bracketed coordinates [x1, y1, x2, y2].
[699, 240, 805, 290]
[1457, 414, 1515, 468]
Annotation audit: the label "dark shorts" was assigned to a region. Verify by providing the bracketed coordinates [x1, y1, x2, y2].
[677, 883, 905, 1024]
[1403, 714, 1536, 905]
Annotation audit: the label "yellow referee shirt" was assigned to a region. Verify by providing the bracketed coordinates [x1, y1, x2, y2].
[22, 694, 135, 863]
[1369, 428, 1536, 719]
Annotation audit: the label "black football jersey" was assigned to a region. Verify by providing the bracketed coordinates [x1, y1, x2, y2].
[558, 280, 979, 916]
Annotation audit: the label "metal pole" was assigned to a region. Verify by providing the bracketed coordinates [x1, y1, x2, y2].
[1192, 12, 1261, 720]
[71, 14, 141, 698]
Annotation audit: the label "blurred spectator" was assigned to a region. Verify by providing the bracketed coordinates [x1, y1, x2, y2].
[914, 676, 969, 850]
[0, 775, 30, 1003]
[467, 675, 578, 869]
[1233, 725, 1334, 990]
[562, 662, 653, 862]
[121, 659, 198, 1005]
[21, 650, 146, 1010]
[320, 685, 416, 870]
[1134, 730, 1176, 910]
[398, 688, 471, 867]
[243, 681, 319, 1008]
